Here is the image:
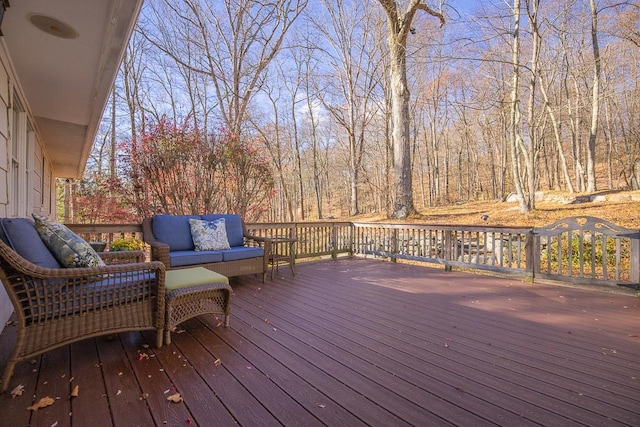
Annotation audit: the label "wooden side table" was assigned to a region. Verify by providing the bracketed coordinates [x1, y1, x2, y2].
[267, 236, 296, 279]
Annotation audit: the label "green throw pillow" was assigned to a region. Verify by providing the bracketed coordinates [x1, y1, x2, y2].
[32, 213, 106, 268]
[189, 218, 231, 251]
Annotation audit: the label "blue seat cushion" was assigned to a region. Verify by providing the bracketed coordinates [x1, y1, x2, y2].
[202, 214, 244, 247]
[24, 271, 157, 324]
[169, 250, 224, 268]
[153, 215, 199, 251]
[221, 246, 264, 262]
[0, 218, 62, 268]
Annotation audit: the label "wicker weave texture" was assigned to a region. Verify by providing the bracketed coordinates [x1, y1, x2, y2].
[165, 282, 232, 345]
[0, 239, 166, 392]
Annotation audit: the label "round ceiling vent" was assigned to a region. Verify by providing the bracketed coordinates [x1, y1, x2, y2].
[28, 14, 78, 39]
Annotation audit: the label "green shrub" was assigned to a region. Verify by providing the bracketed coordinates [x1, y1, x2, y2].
[110, 236, 146, 251]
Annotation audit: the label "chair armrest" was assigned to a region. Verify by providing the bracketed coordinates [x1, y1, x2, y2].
[142, 217, 171, 268]
[99, 250, 146, 264]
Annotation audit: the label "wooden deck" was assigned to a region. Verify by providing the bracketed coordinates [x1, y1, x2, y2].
[1, 258, 639, 426]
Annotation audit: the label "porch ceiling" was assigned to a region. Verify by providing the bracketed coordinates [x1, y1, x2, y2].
[1, 0, 143, 178]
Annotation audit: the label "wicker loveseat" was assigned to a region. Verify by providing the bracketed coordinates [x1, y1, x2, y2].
[0, 217, 165, 392]
[142, 214, 268, 281]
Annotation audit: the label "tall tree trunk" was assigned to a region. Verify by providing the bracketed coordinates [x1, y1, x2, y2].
[524, 0, 541, 210]
[376, 0, 444, 218]
[110, 88, 117, 180]
[389, 42, 414, 218]
[509, 0, 529, 213]
[586, 0, 600, 192]
[539, 72, 575, 193]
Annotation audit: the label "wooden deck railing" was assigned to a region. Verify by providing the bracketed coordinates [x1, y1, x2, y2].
[67, 217, 640, 290]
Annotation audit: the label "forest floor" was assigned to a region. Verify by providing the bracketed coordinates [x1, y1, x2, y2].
[351, 190, 640, 229]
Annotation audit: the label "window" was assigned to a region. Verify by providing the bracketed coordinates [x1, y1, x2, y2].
[11, 93, 25, 216]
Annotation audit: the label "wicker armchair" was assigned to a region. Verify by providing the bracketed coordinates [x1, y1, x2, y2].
[0, 239, 166, 392]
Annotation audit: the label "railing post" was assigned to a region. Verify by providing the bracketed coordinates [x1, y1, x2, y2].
[444, 230, 452, 271]
[349, 223, 355, 256]
[332, 224, 338, 259]
[290, 224, 297, 260]
[631, 234, 639, 284]
[391, 228, 398, 263]
[525, 229, 535, 282]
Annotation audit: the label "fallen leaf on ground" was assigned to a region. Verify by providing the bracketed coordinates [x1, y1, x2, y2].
[116, 390, 122, 396]
[10, 384, 24, 398]
[167, 393, 183, 403]
[214, 358, 221, 366]
[27, 396, 55, 411]
[70, 385, 79, 398]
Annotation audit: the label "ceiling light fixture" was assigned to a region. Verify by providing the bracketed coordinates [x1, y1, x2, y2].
[28, 14, 78, 39]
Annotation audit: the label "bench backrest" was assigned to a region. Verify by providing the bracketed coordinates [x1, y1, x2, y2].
[152, 214, 245, 251]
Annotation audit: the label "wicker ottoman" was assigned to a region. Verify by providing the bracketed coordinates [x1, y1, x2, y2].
[164, 267, 232, 345]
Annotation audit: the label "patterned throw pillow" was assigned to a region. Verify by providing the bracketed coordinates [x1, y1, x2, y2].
[189, 218, 231, 251]
[32, 213, 106, 268]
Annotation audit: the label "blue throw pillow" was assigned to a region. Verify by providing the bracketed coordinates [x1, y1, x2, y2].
[32, 213, 106, 268]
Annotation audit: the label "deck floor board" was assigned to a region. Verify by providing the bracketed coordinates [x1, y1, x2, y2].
[1, 258, 639, 426]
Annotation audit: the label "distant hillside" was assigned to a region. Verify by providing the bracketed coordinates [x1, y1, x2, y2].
[352, 190, 640, 229]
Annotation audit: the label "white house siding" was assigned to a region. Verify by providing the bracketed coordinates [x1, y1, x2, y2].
[0, 42, 56, 331]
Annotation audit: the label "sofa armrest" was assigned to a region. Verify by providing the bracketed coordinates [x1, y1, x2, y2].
[142, 217, 172, 269]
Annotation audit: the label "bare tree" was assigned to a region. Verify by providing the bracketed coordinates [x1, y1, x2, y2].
[313, 0, 382, 216]
[376, 0, 444, 218]
[586, 0, 601, 192]
[144, 0, 307, 136]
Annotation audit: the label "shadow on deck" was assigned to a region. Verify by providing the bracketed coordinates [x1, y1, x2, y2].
[1, 258, 639, 426]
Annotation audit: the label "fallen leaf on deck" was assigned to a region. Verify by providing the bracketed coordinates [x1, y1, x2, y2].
[140, 393, 149, 400]
[51, 421, 59, 427]
[116, 390, 122, 396]
[216, 320, 224, 327]
[10, 384, 25, 398]
[167, 393, 183, 403]
[27, 396, 55, 411]
[317, 403, 326, 408]
[139, 353, 149, 361]
[70, 385, 79, 398]
[214, 358, 221, 366]
[176, 329, 186, 334]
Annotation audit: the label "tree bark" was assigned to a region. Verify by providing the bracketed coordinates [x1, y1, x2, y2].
[586, 0, 600, 193]
[376, 0, 444, 218]
[509, 0, 529, 214]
